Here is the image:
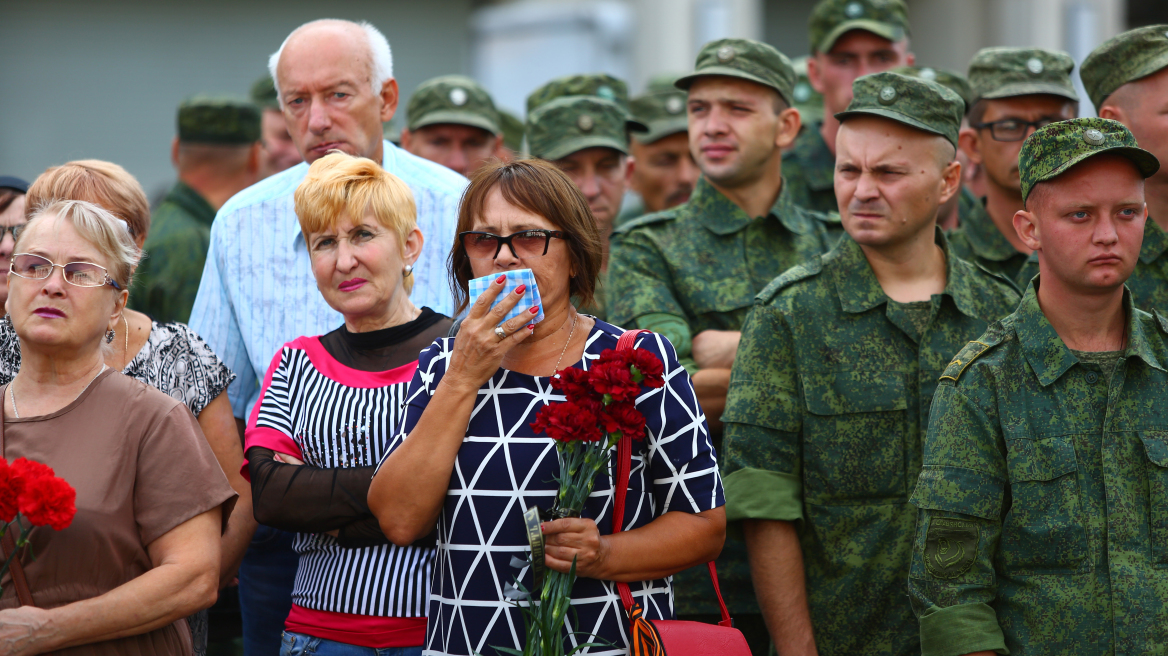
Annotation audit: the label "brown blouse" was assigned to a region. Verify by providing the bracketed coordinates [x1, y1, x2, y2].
[0, 370, 237, 655]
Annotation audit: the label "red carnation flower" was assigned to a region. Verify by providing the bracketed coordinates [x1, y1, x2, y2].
[601, 401, 648, 441]
[629, 349, 665, 388]
[588, 361, 641, 403]
[0, 459, 20, 523]
[11, 458, 54, 486]
[531, 400, 604, 443]
[550, 366, 598, 403]
[18, 474, 76, 531]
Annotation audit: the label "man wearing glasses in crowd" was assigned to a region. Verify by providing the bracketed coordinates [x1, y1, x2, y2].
[947, 47, 1079, 286]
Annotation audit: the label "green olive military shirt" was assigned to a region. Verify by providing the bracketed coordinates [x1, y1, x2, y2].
[909, 281, 1168, 656]
[130, 181, 216, 323]
[782, 120, 840, 215]
[608, 175, 836, 371]
[722, 231, 1020, 656]
[948, 195, 1032, 287]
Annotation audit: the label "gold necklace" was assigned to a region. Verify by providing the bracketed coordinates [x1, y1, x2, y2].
[550, 312, 579, 375]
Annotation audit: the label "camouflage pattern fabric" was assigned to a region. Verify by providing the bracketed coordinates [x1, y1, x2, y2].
[629, 75, 688, 145]
[967, 47, 1078, 103]
[607, 175, 837, 616]
[782, 120, 841, 214]
[676, 38, 797, 106]
[178, 96, 261, 144]
[948, 195, 1031, 285]
[890, 65, 973, 113]
[808, 0, 910, 54]
[249, 75, 279, 111]
[909, 282, 1168, 655]
[791, 56, 825, 125]
[721, 230, 1020, 656]
[1018, 118, 1158, 202]
[407, 75, 501, 134]
[525, 73, 646, 132]
[129, 181, 216, 323]
[1081, 24, 1168, 109]
[836, 71, 964, 147]
[497, 109, 525, 152]
[525, 96, 629, 161]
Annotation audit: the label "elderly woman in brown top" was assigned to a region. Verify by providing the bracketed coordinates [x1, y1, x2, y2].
[0, 199, 236, 655]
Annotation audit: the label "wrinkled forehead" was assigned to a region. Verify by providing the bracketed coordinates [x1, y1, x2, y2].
[278, 26, 373, 90]
[836, 116, 950, 162]
[471, 187, 556, 232]
[17, 214, 109, 264]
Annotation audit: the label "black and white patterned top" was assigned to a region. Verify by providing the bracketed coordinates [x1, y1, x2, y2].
[0, 317, 234, 416]
[386, 321, 724, 656]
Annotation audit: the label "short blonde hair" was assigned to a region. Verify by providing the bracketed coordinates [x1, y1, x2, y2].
[294, 152, 418, 292]
[26, 160, 151, 240]
[17, 200, 141, 289]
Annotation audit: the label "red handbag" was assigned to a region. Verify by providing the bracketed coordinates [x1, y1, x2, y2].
[611, 330, 752, 656]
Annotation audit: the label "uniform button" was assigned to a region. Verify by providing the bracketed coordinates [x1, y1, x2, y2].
[1086, 372, 1099, 384]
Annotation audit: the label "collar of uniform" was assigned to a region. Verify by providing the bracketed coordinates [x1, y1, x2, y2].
[960, 197, 1023, 262]
[793, 121, 835, 192]
[690, 176, 811, 236]
[164, 180, 216, 227]
[1016, 279, 1163, 386]
[292, 140, 396, 245]
[1140, 217, 1168, 264]
[830, 227, 979, 315]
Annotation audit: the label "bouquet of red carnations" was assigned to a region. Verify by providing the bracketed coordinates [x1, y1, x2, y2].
[500, 345, 665, 656]
[0, 457, 76, 593]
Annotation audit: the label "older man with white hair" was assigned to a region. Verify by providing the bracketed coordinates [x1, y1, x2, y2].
[188, 18, 466, 654]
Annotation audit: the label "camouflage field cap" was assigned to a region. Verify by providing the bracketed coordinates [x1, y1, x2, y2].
[407, 75, 500, 135]
[808, 0, 910, 54]
[526, 96, 628, 161]
[891, 65, 973, 113]
[630, 74, 688, 144]
[836, 71, 964, 146]
[1081, 25, 1168, 110]
[249, 75, 279, 111]
[497, 109, 525, 152]
[675, 38, 796, 106]
[177, 96, 261, 144]
[1019, 118, 1159, 203]
[968, 47, 1079, 103]
[526, 73, 647, 132]
[792, 56, 825, 124]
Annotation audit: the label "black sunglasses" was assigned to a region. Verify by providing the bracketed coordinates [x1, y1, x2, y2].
[459, 230, 567, 260]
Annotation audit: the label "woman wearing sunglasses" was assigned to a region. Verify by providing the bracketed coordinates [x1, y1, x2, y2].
[0, 200, 236, 655]
[369, 159, 726, 655]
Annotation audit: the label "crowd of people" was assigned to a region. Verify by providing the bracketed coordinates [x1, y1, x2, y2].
[2, 0, 1168, 654]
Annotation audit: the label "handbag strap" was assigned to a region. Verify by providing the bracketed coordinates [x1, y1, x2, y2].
[610, 331, 733, 628]
[0, 386, 35, 608]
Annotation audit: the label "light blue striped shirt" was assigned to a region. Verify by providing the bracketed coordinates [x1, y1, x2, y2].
[189, 140, 467, 419]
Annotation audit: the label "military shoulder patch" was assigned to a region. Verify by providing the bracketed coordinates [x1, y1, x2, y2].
[939, 338, 997, 383]
[611, 208, 677, 234]
[924, 516, 979, 580]
[757, 257, 823, 303]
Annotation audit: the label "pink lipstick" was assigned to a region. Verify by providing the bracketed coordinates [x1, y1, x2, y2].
[338, 278, 367, 292]
[33, 307, 65, 319]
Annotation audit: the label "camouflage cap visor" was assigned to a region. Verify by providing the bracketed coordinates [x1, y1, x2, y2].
[635, 117, 689, 144]
[979, 81, 1080, 102]
[1089, 50, 1168, 109]
[1020, 121, 1160, 202]
[1024, 145, 1159, 202]
[817, 19, 905, 54]
[409, 109, 500, 135]
[536, 135, 628, 161]
[835, 107, 958, 146]
[676, 66, 794, 106]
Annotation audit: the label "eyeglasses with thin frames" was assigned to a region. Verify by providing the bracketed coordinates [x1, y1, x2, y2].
[459, 229, 568, 260]
[971, 117, 1059, 142]
[9, 253, 122, 290]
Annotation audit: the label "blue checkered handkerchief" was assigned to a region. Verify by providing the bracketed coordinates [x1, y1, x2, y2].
[468, 268, 545, 325]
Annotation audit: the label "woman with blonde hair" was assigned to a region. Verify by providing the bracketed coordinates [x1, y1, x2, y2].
[0, 159, 255, 655]
[244, 151, 451, 656]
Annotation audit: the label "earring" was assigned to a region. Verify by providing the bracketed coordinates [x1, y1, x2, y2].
[105, 329, 116, 344]
[403, 264, 413, 277]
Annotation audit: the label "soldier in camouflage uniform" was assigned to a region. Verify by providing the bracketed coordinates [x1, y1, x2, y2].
[622, 74, 699, 225]
[950, 48, 1079, 287]
[130, 97, 261, 323]
[785, 0, 914, 214]
[722, 73, 1020, 656]
[497, 108, 524, 159]
[909, 118, 1164, 656]
[1078, 25, 1168, 313]
[607, 38, 837, 655]
[401, 75, 504, 177]
[525, 74, 645, 320]
[250, 75, 303, 178]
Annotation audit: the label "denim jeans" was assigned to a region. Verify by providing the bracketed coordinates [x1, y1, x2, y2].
[239, 525, 299, 655]
[280, 632, 424, 656]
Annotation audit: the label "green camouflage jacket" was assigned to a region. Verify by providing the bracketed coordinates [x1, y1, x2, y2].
[1012, 217, 1168, 312]
[782, 120, 841, 216]
[909, 281, 1168, 656]
[609, 176, 836, 369]
[947, 195, 1031, 286]
[607, 175, 835, 617]
[130, 181, 215, 323]
[722, 231, 1020, 656]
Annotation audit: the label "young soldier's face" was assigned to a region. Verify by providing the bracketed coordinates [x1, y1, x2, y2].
[628, 132, 700, 213]
[1019, 156, 1146, 293]
[1102, 67, 1168, 192]
[960, 95, 1076, 198]
[808, 31, 913, 116]
[553, 147, 628, 237]
[402, 124, 500, 178]
[834, 117, 960, 248]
